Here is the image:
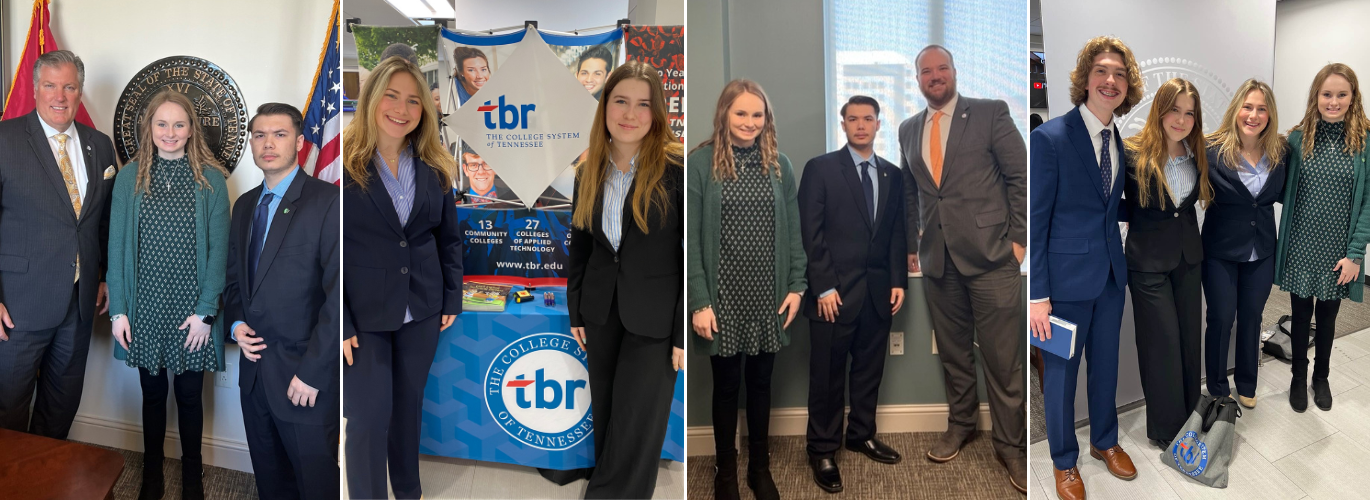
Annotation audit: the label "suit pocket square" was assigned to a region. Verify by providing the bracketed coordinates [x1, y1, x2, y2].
[103, 166, 116, 180]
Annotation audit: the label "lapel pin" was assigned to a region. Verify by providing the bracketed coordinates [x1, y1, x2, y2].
[961, 113, 967, 119]
[283, 208, 290, 214]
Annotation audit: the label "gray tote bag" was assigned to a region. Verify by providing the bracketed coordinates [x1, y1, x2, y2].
[1161, 395, 1242, 488]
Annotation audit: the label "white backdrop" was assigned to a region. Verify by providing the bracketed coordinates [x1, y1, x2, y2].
[5, 0, 335, 473]
[1039, 0, 1277, 417]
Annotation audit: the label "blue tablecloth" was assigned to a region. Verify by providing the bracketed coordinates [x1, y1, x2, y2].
[419, 288, 684, 469]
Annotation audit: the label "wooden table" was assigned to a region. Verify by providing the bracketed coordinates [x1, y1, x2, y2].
[0, 428, 124, 500]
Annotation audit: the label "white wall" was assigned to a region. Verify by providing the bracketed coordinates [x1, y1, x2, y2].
[6, 0, 335, 473]
[1274, 0, 1370, 136]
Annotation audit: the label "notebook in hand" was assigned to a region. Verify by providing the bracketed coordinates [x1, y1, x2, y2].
[1031, 315, 1078, 360]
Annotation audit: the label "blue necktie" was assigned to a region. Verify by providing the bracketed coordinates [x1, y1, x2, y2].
[1100, 129, 1113, 195]
[860, 161, 875, 221]
[248, 192, 274, 290]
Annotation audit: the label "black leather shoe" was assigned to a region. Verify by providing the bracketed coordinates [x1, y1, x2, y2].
[845, 438, 902, 464]
[1313, 378, 1333, 411]
[809, 456, 843, 493]
[1290, 378, 1308, 413]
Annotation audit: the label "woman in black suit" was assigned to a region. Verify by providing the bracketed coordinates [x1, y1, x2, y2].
[340, 55, 462, 500]
[1121, 78, 1213, 449]
[567, 59, 684, 499]
[1203, 79, 1286, 410]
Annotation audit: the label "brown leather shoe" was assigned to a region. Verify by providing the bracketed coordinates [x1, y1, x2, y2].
[1089, 444, 1137, 480]
[1053, 467, 1085, 500]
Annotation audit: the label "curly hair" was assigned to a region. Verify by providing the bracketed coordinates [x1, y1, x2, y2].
[1068, 36, 1144, 116]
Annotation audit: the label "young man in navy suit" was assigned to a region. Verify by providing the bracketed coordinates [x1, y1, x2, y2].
[225, 103, 340, 500]
[799, 96, 907, 494]
[1029, 36, 1141, 500]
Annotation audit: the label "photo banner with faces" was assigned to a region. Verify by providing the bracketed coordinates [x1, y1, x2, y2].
[440, 27, 622, 279]
[624, 25, 684, 140]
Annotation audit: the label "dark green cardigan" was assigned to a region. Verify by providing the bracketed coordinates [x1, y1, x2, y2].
[686, 145, 807, 355]
[1274, 128, 1370, 302]
[107, 160, 230, 368]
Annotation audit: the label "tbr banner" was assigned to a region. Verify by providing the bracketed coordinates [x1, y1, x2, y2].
[441, 27, 621, 206]
[624, 25, 684, 140]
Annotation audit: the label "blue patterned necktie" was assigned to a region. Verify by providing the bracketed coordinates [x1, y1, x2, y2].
[1100, 129, 1113, 195]
[248, 192, 274, 290]
[860, 161, 875, 220]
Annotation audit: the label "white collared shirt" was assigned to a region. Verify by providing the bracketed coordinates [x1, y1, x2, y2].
[1076, 103, 1120, 187]
[38, 118, 88, 203]
[921, 94, 959, 176]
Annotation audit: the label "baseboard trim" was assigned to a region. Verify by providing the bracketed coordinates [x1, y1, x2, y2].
[67, 413, 255, 473]
[687, 403, 992, 456]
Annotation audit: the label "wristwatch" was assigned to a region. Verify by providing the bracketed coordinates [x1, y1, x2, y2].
[1353, 258, 1363, 266]
[201, 315, 215, 325]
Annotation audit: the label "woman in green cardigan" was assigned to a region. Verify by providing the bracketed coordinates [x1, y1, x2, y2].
[1275, 63, 1370, 413]
[107, 89, 230, 500]
[687, 79, 805, 500]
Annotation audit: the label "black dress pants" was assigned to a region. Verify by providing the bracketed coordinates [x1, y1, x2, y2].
[806, 294, 889, 458]
[0, 285, 91, 438]
[243, 375, 340, 500]
[710, 352, 776, 455]
[583, 300, 676, 499]
[1290, 294, 1340, 381]
[138, 367, 205, 462]
[344, 313, 441, 500]
[1129, 259, 1203, 442]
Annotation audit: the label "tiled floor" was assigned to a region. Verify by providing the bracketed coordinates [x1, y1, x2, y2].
[1030, 327, 1370, 500]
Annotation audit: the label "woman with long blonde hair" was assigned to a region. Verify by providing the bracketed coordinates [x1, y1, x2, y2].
[1202, 79, 1288, 410]
[107, 89, 231, 500]
[1120, 77, 1212, 449]
[685, 79, 800, 500]
[565, 59, 684, 499]
[341, 55, 462, 499]
[1275, 63, 1370, 412]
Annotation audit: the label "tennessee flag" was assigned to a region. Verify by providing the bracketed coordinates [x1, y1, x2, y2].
[2, 0, 94, 126]
[299, 0, 341, 184]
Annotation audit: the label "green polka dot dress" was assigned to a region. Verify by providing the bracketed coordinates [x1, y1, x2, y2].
[126, 156, 213, 375]
[714, 144, 782, 357]
[1281, 120, 1356, 301]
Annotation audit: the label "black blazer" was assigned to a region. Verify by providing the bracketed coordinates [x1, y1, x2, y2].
[1121, 152, 1203, 273]
[798, 147, 908, 323]
[224, 170, 339, 424]
[1203, 145, 1288, 262]
[0, 111, 117, 330]
[566, 160, 684, 348]
[343, 157, 462, 337]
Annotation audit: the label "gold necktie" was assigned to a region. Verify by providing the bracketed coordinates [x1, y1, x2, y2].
[55, 133, 81, 283]
[930, 111, 944, 187]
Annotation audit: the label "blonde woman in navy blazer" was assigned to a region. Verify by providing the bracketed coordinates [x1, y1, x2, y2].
[1202, 79, 1287, 410]
[341, 56, 462, 500]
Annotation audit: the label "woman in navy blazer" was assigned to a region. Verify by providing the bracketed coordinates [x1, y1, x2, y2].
[1202, 80, 1287, 409]
[340, 56, 462, 500]
[567, 60, 684, 499]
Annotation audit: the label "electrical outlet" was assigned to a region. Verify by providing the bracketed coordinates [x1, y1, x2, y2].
[215, 364, 233, 388]
[890, 331, 904, 355]
[931, 330, 937, 355]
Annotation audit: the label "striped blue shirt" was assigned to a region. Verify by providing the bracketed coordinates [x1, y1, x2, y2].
[1164, 142, 1198, 206]
[601, 154, 638, 252]
[376, 147, 416, 323]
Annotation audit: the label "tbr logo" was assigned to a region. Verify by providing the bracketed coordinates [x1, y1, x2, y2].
[478, 96, 537, 130]
[1170, 431, 1209, 477]
[485, 333, 592, 450]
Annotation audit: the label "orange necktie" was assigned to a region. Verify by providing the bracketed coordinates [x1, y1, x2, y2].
[930, 110, 944, 187]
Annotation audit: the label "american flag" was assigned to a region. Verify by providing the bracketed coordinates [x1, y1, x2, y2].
[299, 1, 341, 184]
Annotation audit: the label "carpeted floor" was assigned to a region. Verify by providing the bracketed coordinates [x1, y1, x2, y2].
[1029, 286, 1370, 443]
[686, 432, 1022, 499]
[86, 442, 260, 500]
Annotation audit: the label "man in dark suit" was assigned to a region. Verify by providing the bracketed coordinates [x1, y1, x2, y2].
[1030, 36, 1141, 500]
[224, 103, 340, 500]
[799, 95, 907, 494]
[899, 45, 1027, 493]
[0, 50, 117, 439]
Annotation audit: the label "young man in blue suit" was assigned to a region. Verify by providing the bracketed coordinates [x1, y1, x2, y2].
[799, 96, 907, 494]
[225, 103, 340, 500]
[1029, 36, 1141, 500]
